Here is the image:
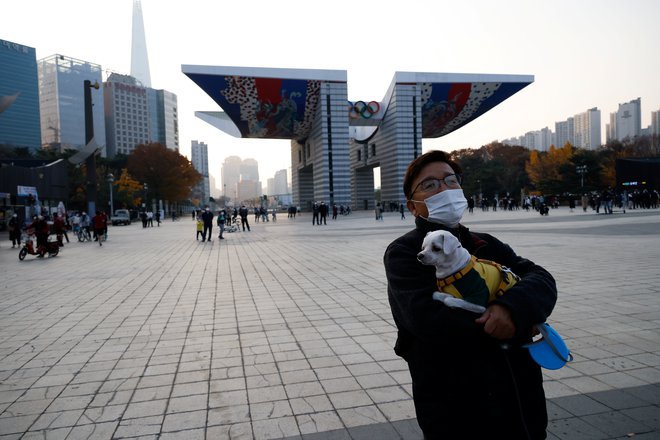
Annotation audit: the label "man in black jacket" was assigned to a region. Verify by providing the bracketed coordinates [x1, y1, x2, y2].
[384, 150, 557, 439]
[201, 207, 214, 241]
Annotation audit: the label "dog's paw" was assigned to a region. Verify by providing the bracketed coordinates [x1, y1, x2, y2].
[433, 292, 486, 314]
[432, 291, 453, 302]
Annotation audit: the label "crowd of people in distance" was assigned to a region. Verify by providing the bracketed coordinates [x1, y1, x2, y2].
[6, 208, 109, 253]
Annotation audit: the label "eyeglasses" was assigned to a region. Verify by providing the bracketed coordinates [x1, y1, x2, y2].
[412, 174, 462, 195]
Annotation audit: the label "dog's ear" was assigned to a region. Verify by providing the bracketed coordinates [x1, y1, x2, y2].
[440, 233, 460, 255]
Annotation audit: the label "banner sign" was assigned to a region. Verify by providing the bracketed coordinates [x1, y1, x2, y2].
[17, 186, 38, 197]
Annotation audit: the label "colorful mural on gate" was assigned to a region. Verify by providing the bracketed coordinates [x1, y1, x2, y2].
[183, 73, 321, 140]
[419, 81, 530, 138]
[185, 71, 531, 140]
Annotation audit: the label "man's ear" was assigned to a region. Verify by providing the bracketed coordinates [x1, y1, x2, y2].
[406, 200, 418, 217]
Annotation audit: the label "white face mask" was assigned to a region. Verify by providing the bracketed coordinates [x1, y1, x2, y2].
[416, 189, 467, 227]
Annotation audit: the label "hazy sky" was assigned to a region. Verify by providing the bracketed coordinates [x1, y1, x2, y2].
[4, 0, 660, 193]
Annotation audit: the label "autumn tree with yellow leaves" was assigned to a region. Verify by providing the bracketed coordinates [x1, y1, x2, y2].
[525, 143, 575, 194]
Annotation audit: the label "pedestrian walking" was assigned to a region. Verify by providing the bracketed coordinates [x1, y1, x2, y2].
[217, 208, 226, 239]
[8, 213, 21, 248]
[196, 218, 204, 240]
[239, 205, 250, 231]
[201, 207, 214, 241]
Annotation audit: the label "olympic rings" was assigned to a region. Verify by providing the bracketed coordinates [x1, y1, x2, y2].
[347, 100, 380, 119]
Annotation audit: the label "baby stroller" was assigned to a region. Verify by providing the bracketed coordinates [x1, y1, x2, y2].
[225, 217, 241, 233]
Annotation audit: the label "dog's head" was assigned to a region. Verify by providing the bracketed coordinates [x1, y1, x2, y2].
[417, 230, 465, 271]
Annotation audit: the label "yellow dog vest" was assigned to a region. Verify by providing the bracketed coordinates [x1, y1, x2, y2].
[436, 255, 519, 307]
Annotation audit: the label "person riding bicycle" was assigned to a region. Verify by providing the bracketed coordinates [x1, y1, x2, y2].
[80, 211, 91, 235]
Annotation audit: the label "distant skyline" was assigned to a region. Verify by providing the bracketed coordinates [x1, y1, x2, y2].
[3, 0, 659, 192]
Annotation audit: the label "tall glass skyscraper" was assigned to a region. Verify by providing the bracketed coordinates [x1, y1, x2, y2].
[191, 140, 210, 203]
[38, 54, 106, 154]
[0, 38, 41, 150]
[147, 89, 179, 151]
[131, 0, 152, 88]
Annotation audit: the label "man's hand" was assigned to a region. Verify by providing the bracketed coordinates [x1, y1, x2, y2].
[475, 304, 515, 340]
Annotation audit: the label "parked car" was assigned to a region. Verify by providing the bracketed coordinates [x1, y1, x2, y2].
[111, 209, 131, 226]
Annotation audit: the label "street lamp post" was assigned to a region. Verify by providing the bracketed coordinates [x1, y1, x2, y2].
[107, 174, 114, 215]
[576, 165, 587, 189]
[84, 79, 100, 215]
[143, 183, 149, 210]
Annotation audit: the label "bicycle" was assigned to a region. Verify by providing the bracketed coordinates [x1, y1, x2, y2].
[77, 227, 92, 242]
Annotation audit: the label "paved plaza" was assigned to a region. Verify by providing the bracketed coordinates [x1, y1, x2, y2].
[1, 207, 659, 440]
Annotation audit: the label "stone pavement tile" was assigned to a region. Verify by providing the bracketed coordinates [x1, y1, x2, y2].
[289, 395, 333, 416]
[79, 404, 126, 424]
[592, 372, 648, 389]
[296, 411, 344, 435]
[206, 422, 252, 439]
[132, 386, 172, 403]
[377, 399, 417, 422]
[252, 416, 300, 440]
[581, 410, 655, 438]
[208, 390, 248, 408]
[547, 417, 609, 440]
[160, 428, 205, 440]
[171, 380, 208, 398]
[207, 404, 250, 426]
[621, 405, 660, 429]
[2, 399, 51, 417]
[587, 388, 654, 410]
[391, 418, 423, 439]
[161, 409, 207, 432]
[0, 414, 40, 436]
[551, 394, 613, 417]
[114, 414, 163, 437]
[166, 394, 207, 414]
[249, 400, 293, 421]
[123, 399, 167, 419]
[284, 382, 325, 400]
[46, 394, 94, 412]
[30, 408, 83, 430]
[21, 427, 72, 440]
[320, 378, 360, 394]
[624, 384, 660, 405]
[246, 374, 281, 389]
[366, 386, 410, 405]
[355, 373, 397, 389]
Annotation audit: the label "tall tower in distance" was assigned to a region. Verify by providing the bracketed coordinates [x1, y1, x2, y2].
[131, 0, 151, 87]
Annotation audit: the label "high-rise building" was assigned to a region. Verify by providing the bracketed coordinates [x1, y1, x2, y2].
[104, 72, 178, 156]
[236, 180, 260, 202]
[131, 0, 151, 88]
[614, 98, 642, 141]
[0, 38, 41, 150]
[241, 158, 259, 181]
[191, 140, 210, 204]
[555, 117, 574, 148]
[147, 88, 179, 151]
[651, 109, 660, 151]
[273, 169, 289, 196]
[652, 109, 660, 137]
[38, 54, 105, 154]
[221, 156, 242, 201]
[573, 107, 601, 149]
[103, 73, 150, 157]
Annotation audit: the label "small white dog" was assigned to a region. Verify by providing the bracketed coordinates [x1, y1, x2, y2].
[417, 230, 519, 314]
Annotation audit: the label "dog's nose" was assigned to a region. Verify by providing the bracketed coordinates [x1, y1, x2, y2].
[417, 252, 424, 262]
